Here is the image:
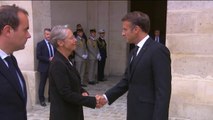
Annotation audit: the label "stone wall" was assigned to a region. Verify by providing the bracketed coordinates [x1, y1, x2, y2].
[167, 1, 213, 120]
[50, 1, 128, 76]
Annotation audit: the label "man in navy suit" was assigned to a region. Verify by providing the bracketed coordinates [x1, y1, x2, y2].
[0, 4, 31, 120]
[153, 29, 165, 45]
[36, 28, 54, 106]
[98, 11, 171, 120]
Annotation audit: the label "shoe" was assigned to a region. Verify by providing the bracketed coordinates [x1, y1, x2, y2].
[98, 79, 105, 82]
[81, 84, 87, 87]
[88, 81, 96, 85]
[40, 101, 46, 107]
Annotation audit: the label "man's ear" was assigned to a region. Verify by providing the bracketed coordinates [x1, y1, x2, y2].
[134, 26, 141, 33]
[2, 25, 14, 37]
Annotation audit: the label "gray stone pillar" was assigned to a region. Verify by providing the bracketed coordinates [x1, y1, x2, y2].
[167, 1, 213, 119]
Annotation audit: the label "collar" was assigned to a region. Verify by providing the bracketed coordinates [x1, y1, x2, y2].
[44, 39, 49, 44]
[89, 36, 95, 40]
[136, 35, 149, 55]
[0, 49, 10, 60]
[77, 36, 82, 40]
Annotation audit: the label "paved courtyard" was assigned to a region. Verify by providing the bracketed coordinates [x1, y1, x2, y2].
[27, 76, 127, 120]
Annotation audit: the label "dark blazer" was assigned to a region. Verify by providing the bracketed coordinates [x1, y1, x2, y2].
[152, 35, 165, 45]
[105, 37, 171, 120]
[49, 50, 96, 120]
[36, 40, 51, 72]
[0, 55, 27, 120]
[97, 37, 107, 59]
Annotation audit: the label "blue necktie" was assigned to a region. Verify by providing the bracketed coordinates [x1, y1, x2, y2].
[48, 42, 53, 57]
[5, 56, 25, 97]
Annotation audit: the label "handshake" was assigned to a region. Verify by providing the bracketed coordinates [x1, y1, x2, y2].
[95, 95, 108, 108]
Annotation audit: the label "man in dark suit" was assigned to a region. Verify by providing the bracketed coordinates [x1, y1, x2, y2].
[49, 25, 101, 120]
[97, 29, 107, 81]
[153, 29, 165, 45]
[36, 28, 54, 106]
[0, 5, 31, 120]
[98, 11, 171, 120]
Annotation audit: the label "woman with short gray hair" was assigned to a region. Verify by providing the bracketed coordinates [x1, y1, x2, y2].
[48, 25, 100, 120]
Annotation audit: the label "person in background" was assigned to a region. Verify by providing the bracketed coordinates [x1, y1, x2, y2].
[73, 23, 87, 42]
[48, 25, 101, 120]
[36, 28, 54, 106]
[74, 29, 88, 87]
[0, 4, 31, 120]
[153, 29, 165, 45]
[97, 29, 107, 82]
[87, 29, 100, 85]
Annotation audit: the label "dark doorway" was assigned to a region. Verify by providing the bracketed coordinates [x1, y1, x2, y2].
[129, 0, 167, 51]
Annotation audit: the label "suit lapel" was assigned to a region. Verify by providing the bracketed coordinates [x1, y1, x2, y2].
[66, 61, 81, 80]
[0, 57, 26, 103]
[11, 55, 27, 104]
[129, 38, 154, 82]
[56, 51, 81, 80]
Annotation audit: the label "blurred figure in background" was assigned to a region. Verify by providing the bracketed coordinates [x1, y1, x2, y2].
[97, 29, 107, 82]
[87, 29, 100, 85]
[74, 29, 88, 87]
[49, 25, 101, 120]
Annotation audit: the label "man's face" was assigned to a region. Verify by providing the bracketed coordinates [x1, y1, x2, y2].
[154, 30, 160, 37]
[99, 32, 105, 38]
[122, 21, 137, 44]
[63, 29, 77, 53]
[10, 12, 31, 51]
[91, 32, 96, 37]
[77, 31, 83, 37]
[44, 30, 51, 41]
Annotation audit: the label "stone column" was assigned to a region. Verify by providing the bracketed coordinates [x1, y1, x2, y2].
[167, 1, 213, 119]
[0, 1, 51, 110]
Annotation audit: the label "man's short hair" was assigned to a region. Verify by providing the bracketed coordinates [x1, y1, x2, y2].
[121, 11, 150, 33]
[77, 28, 83, 33]
[44, 28, 51, 32]
[0, 4, 28, 34]
[90, 29, 96, 33]
[76, 24, 81, 27]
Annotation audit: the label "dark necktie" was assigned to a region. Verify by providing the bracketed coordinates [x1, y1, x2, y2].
[5, 56, 25, 97]
[48, 42, 53, 57]
[130, 46, 139, 70]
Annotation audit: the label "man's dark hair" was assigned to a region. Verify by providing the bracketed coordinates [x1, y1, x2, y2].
[121, 11, 150, 33]
[76, 24, 81, 27]
[0, 4, 28, 34]
[44, 28, 51, 32]
[77, 28, 83, 33]
[90, 29, 96, 33]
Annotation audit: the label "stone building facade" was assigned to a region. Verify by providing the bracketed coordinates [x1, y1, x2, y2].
[0, 1, 213, 120]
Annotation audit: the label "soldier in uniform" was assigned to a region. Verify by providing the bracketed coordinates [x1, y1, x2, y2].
[74, 29, 88, 87]
[97, 29, 107, 82]
[87, 29, 101, 85]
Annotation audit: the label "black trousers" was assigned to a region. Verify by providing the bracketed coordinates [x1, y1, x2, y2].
[38, 72, 49, 102]
[98, 58, 106, 81]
